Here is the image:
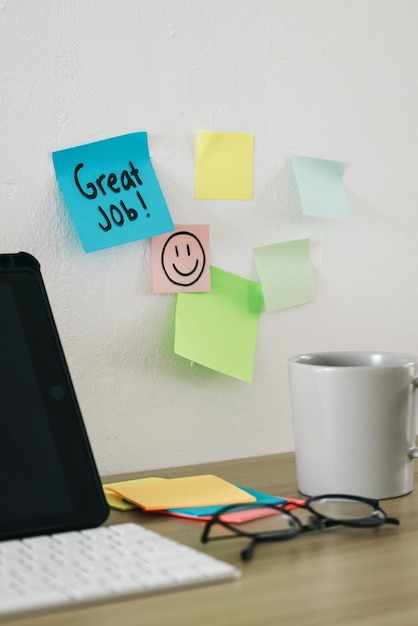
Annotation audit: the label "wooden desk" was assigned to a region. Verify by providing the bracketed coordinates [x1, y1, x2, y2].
[6, 452, 418, 626]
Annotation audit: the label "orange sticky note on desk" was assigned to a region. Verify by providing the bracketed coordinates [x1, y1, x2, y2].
[103, 477, 165, 511]
[107, 474, 256, 511]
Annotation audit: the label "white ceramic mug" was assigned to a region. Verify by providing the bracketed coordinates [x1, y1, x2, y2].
[288, 351, 418, 499]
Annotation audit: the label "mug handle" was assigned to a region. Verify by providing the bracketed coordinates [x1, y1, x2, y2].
[409, 377, 418, 459]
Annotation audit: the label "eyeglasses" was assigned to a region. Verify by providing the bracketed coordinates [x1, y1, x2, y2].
[200, 494, 400, 561]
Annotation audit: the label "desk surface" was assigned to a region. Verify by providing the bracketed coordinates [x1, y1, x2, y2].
[6, 452, 418, 626]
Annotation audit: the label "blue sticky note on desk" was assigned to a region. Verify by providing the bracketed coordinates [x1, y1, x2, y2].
[52, 132, 174, 253]
[167, 486, 285, 518]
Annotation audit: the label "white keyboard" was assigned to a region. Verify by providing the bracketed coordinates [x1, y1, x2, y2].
[0, 522, 240, 618]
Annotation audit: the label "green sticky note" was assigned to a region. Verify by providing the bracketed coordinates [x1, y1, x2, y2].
[195, 132, 253, 200]
[291, 155, 349, 220]
[175, 266, 264, 382]
[253, 239, 315, 312]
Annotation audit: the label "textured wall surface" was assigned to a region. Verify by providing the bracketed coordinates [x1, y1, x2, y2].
[2, 0, 418, 475]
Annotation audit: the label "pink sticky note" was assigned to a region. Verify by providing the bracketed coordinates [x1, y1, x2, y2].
[151, 224, 211, 293]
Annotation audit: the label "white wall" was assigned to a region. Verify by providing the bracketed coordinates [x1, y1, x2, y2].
[2, 0, 418, 475]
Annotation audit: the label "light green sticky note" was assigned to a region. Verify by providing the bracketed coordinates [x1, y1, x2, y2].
[253, 239, 315, 312]
[175, 266, 264, 383]
[195, 132, 254, 200]
[291, 155, 349, 220]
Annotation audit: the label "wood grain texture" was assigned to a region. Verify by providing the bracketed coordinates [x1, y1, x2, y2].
[6, 452, 418, 626]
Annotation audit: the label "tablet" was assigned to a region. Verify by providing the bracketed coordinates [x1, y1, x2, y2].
[0, 252, 109, 540]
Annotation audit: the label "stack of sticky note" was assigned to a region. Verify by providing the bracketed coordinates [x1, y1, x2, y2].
[103, 474, 295, 521]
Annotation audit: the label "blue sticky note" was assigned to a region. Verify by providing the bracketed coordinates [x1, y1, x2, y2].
[52, 132, 174, 253]
[167, 486, 285, 517]
[291, 155, 349, 220]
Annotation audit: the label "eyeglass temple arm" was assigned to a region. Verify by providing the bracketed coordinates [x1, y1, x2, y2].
[241, 539, 256, 562]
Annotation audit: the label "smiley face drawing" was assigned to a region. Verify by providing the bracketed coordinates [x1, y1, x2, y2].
[161, 231, 206, 286]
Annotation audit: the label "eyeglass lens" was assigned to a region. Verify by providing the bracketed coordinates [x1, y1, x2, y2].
[216, 506, 299, 538]
[307, 497, 379, 522]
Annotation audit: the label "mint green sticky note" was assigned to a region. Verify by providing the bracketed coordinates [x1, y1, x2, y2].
[174, 266, 264, 383]
[291, 155, 349, 220]
[253, 239, 315, 312]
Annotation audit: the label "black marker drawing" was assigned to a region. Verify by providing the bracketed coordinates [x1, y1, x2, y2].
[161, 231, 206, 286]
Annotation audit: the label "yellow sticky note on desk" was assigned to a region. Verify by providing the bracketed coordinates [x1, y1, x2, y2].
[106, 475, 256, 511]
[103, 477, 165, 511]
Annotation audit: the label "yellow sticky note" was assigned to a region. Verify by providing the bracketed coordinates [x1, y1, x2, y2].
[195, 132, 253, 200]
[103, 477, 165, 511]
[103, 488, 136, 511]
[107, 475, 256, 511]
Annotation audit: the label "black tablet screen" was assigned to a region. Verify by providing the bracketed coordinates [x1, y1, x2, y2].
[0, 254, 109, 539]
[0, 283, 72, 522]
